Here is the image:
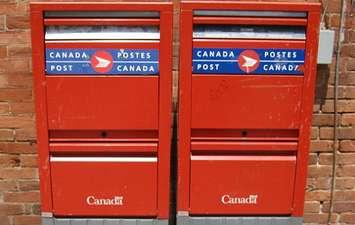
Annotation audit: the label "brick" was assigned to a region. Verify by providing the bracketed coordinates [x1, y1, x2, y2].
[32, 203, 40, 215]
[347, 58, 355, 71]
[338, 153, 355, 165]
[15, 127, 36, 141]
[0, 45, 6, 58]
[339, 73, 355, 85]
[334, 190, 355, 201]
[0, 180, 17, 191]
[24, 203, 32, 214]
[0, 142, 37, 154]
[7, 16, 29, 30]
[20, 155, 38, 168]
[0, 3, 28, 16]
[0, 31, 31, 45]
[340, 213, 355, 223]
[336, 165, 355, 176]
[336, 177, 355, 189]
[0, 115, 34, 128]
[303, 213, 335, 224]
[325, 86, 355, 99]
[9, 102, 35, 115]
[18, 180, 39, 192]
[323, 202, 355, 213]
[0, 74, 8, 88]
[0, 216, 10, 225]
[319, 127, 334, 140]
[0, 168, 37, 179]
[13, 215, 41, 225]
[0, 203, 24, 215]
[0, 129, 14, 141]
[305, 190, 331, 201]
[0, 102, 9, 114]
[308, 153, 318, 165]
[0, 15, 4, 32]
[8, 45, 31, 57]
[0, 154, 20, 167]
[0, 59, 30, 73]
[319, 153, 333, 165]
[338, 127, 355, 139]
[340, 140, 355, 152]
[3, 191, 40, 203]
[310, 127, 319, 140]
[313, 103, 321, 113]
[342, 113, 355, 126]
[312, 114, 337, 126]
[322, 100, 355, 113]
[320, 127, 355, 140]
[308, 165, 333, 177]
[6, 74, 33, 88]
[0, 89, 32, 101]
[304, 201, 321, 213]
[310, 140, 334, 152]
[327, 0, 342, 13]
[307, 178, 331, 190]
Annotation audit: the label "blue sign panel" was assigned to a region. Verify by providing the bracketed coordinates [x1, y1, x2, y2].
[192, 48, 305, 75]
[46, 48, 159, 75]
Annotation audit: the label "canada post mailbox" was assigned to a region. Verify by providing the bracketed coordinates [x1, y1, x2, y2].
[30, 1, 172, 224]
[178, 1, 320, 224]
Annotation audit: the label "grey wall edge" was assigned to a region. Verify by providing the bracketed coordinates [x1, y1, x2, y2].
[42, 217, 169, 225]
[176, 216, 303, 225]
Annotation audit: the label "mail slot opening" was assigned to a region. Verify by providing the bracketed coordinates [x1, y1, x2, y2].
[45, 25, 160, 40]
[193, 10, 307, 18]
[45, 11, 160, 18]
[193, 24, 306, 40]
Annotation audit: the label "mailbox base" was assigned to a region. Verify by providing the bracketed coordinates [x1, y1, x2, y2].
[42, 217, 168, 225]
[176, 215, 303, 225]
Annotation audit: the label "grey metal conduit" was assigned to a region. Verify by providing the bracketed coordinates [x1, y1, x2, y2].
[328, 0, 346, 224]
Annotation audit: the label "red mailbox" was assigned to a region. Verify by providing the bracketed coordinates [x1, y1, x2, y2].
[178, 1, 320, 224]
[30, 1, 173, 224]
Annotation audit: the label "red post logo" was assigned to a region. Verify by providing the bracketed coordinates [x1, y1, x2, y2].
[238, 50, 260, 73]
[91, 51, 113, 73]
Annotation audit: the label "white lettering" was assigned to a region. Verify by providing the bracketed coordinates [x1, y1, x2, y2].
[196, 50, 235, 59]
[221, 194, 258, 205]
[117, 50, 153, 60]
[196, 63, 220, 71]
[86, 195, 124, 206]
[263, 63, 301, 72]
[48, 51, 88, 60]
[263, 50, 298, 60]
[116, 64, 155, 72]
[49, 64, 73, 72]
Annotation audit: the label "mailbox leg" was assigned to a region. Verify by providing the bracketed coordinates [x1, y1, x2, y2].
[42, 217, 169, 225]
[176, 216, 303, 225]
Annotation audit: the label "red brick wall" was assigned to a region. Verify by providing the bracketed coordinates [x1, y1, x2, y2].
[0, 0, 354, 225]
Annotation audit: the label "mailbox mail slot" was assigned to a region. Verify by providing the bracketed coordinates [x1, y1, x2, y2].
[51, 157, 157, 216]
[178, 1, 320, 225]
[31, 1, 172, 225]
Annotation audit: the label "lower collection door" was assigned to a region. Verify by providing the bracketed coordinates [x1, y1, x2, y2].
[190, 155, 296, 215]
[50, 156, 157, 217]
